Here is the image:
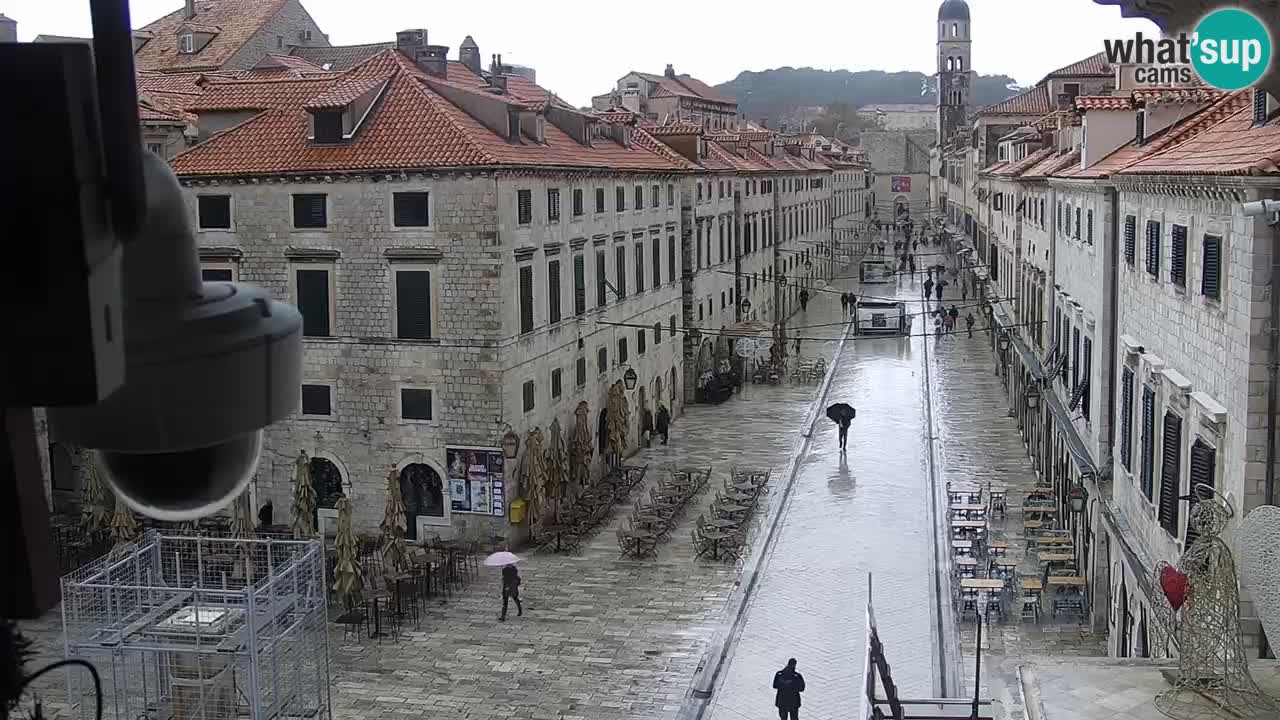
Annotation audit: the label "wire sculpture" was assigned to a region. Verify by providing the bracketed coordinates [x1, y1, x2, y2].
[1150, 484, 1278, 719]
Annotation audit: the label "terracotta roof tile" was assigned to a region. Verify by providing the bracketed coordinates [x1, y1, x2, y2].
[1117, 91, 1279, 175]
[289, 43, 394, 71]
[1021, 150, 1080, 180]
[637, 71, 735, 105]
[646, 123, 703, 136]
[137, 70, 233, 94]
[303, 72, 391, 110]
[241, 53, 331, 79]
[172, 49, 693, 177]
[1043, 51, 1111, 80]
[979, 85, 1051, 116]
[980, 161, 1008, 175]
[1132, 87, 1226, 106]
[1075, 95, 1133, 111]
[134, 0, 290, 72]
[997, 147, 1056, 176]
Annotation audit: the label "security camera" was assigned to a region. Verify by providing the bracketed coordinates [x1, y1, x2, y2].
[47, 152, 303, 521]
[1242, 199, 1280, 217]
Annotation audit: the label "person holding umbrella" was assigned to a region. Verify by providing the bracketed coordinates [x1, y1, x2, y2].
[826, 403, 856, 452]
[485, 551, 524, 620]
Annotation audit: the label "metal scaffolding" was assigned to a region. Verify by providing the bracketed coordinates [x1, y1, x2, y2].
[60, 530, 331, 720]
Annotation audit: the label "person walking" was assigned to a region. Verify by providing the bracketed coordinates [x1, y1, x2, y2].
[655, 404, 670, 445]
[908, 253, 916, 274]
[799, 289, 810, 312]
[961, 281, 968, 302]
[935, 278, 947, 302]
[500, 564, 523, 621]
[923, 277, 934, 299]
[773, 658, 806, 720]
[840, 292, 849, 315]
[947, 305, 960, 335]
[965, 311, 976, 338]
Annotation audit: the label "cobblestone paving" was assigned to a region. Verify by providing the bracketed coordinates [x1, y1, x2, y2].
[15, 273, 853, 720]
[705, 262, 941, 720]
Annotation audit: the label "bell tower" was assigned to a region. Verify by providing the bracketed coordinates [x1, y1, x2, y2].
[936, 0, 972, 147]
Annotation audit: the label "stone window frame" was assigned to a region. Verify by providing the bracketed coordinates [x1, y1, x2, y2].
[394, 454, 452, 529]
[200, 261, 239, 282]
[387, 259, 441, 342]
[289, 258, 337, 338]
[196, 193, 235, 232]
[388, 187, 435, 231]
[396, 383, 438, 426]
[299, 380, 336, 420]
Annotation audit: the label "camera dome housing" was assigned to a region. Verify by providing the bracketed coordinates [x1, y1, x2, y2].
[48, 151, 303, 521]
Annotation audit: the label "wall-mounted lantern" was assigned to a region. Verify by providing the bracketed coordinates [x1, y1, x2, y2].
[1068, 485, 1087, 514]
[623, 367, 638, 391]
[1025, 385, 1041, 410]
[500, 424, 520, 460]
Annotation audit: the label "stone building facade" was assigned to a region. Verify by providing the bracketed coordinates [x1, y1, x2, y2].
[592, 66, 739, 132]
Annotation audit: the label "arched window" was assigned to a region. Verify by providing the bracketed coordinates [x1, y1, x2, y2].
[946, 57, 954, 71]
[399, 463, 445, 539]
[952, 22, 959, 37]
[957, 56, 964, 71]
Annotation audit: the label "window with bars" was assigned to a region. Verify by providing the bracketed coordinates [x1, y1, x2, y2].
[1120, 366, 1134, 471]
[597, 347, 607, 374]
[198, 195, 232, 229]
[573, 255, 586, 316]
[618, 337, 628, 363]
[668, 236, 676, 284]
[1158, 411, 1183, 536]
[522, 380, 535, 412]
[638, 328, 646, 355]
[1186, 439, 1217, 543]
[594, 250, 608, 308]
[572, 189, 583, 217]
[576, 357, 587, 386]
[616, 186, 626, 212]
[1202, 234, 1222, 300]
[393, 192, 430, 227]
[1124, 215, 1136, 265]
[1145, 220, 1161, 277]
[516, 189, 533, 225]
[518, 265, 535, 334]
[635, 244, 645, 293]
[551, 368, 562, 399]
[547, 259, 561, 324]
[1170, 224, 1187, 286]
[292, 193, 327, 228]
[615, 246, 627, 299]
[634, 185, 644, 209]
[1086, 209, 1094, 245]
[1140, 385, 1156, 500]
[596, 188, 606, 213]
[547, 188, 560, 222]
[395, 270, 432, 339]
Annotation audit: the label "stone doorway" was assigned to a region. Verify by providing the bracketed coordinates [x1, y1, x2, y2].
[399, 463, 445, 540]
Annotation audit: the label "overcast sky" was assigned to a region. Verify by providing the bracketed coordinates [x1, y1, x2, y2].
[5, 0, 1156, 107]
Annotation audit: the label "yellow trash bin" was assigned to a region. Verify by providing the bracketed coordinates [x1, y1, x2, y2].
[509, 498, 527, 524]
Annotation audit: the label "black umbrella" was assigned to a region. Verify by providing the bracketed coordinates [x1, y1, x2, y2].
[826, 403, 856, 424]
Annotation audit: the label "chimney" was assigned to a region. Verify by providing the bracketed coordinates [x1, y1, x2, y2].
[417, 45, 449, 77]
[488, 54, 507, 94]
[664, 63, 675, 79]
[184, 0, 195, 19]
[0, 14, 16, 43]
[459, 35, 481, 76]
[396, 29, 428, 59]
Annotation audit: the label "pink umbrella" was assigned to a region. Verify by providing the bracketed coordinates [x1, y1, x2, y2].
[484, 551, 521, 567]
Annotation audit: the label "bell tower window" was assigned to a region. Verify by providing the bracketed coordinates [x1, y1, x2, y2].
[952, 22, 958, 37]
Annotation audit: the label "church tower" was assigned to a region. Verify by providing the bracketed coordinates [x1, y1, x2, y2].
[936, 0, 972, 146]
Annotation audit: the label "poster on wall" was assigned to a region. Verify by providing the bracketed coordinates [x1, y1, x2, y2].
[891, 176, 912, 193]
[446, 447, 505, 516]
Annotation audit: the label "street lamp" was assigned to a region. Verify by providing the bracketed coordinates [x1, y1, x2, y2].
[687, 327, 702, 344]
[740, 298, 752, 314]
[500, 423, 520, 460]
[623, 366, 638, 391]
[805, 260, 813, 271]
[1025, 385, 1041, 410]
[997, 333, 1011, 353]
[1068, 485, 1087, 514]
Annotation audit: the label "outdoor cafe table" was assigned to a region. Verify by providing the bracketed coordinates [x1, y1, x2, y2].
[950, 503, 986, 515]
[1048, 576, 1088, 588]
[539, 524, 573, 552]
[717, 502, 749, 517]
[1039, 552, 1074, 564]
[951, 520, 986, 529]
[1021, 578, 1044, 592]
[1023, 520, 1045, 532]
[987, 539, 1008, 551]
[955, 557, 978, 567]
[621, 529, 656, 557]
[726, 491, 755, 503]
[733, 481, 760, 493]
[951, 540, 974, 556]
[960, 578, 1005, 591]
[1037, 536, 1073, 546]
[705, 517, 738, 530]
[701, 530, 732, 560]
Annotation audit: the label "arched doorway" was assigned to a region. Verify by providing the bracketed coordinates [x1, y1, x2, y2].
[399, 463, 445, 540]
[654, 375, 664, 410]
[1136, 608, 1150, 658]
[310, 455, 344, 519]
[670, 367, 678, 404]
[637, 386, 649, 438]
[1117, 578, 1132, 657]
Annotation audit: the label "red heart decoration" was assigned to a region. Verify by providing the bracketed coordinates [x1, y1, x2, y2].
[1160, 565, 1189, 611]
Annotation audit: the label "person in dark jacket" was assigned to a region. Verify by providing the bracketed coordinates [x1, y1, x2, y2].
[840, 293, 849, 314]
[256, 501, 274, 531]
[500, 564, 522, 621]
[655, 404, 670, 445]
[799, 289, 810, 312]
[640, 407, 654, 448]
[773, 658, 806, 720]
[965, 312, 976, 338]
[837, 415, 852, 452]
[923, 277, 934, 299]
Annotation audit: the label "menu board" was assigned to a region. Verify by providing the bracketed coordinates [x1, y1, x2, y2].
[446, 447, 505, 516]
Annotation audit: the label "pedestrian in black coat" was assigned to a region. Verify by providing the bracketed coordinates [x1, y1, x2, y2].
[923, 277, 934, 299]
[500, 564, 523, 621]
[840, 293, 849, 314]
[655, 404, 670, 445]
[773, 658, 806, 720]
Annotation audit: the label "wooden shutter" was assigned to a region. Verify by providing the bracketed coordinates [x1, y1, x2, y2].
[573, 189, 583, 217]
[668, 236, 677, 283]
[596, 251, 607, 307]
[652, 237, 661, 288]
[1124, 216, 1136, 264]
[1254, 88, 1269, 126]
[547, 260, 561, 324]
[522, 381, 534, 412]
[1170, 224, 1187, 286]
[1074, 207, 1081, 239]
[635, 185, 643, 209]
[1140, 386, 1155, 499]
[596, 188, 605, 213]
[1186, 440, 1217, 544]
[547, 188, 560, 222]
[293, 194, 326, 228]
[296, 269, 330, 337]
[393, 192, 429, 227]
[1201, 235, 1222, 300]
[518, 265, 534, 334]
[551, 368, 562, 398]
[1158, 412, 1183, 535]
[1120, 367, 1134, 471]
[1145, 220, 1161, 276]
[395, 270, 432, 339]
[401, 388, 433, 420]
[517, 190, 532, 224]
[576, 357, 586, 386]
[1071, 327, 1080, 391]
[573, 255, 586, 316]
[1081, 337, 1092, 419]
[1086, 209, 1094, 244]
[638, 328, 646, 354]
[615, 246, 627, 298]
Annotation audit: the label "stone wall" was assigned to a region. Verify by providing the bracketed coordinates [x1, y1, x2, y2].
[225, 0, 329, 71]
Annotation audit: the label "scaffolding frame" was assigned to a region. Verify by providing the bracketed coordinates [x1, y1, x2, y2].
[60, 530, 332, 720]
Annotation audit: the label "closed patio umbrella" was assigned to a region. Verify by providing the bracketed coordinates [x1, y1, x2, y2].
[332, 496, 362, 608]
[291, 450, 317, 538]
[380, 468, 410, 576]
[546, 419, 567, 524]
[524, 428, 546, 525]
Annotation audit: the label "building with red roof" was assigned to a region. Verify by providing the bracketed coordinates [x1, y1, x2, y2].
[592, 65, 740, 133]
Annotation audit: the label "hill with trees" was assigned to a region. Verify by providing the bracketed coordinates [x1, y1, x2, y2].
[715, 67, 1020, 126]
